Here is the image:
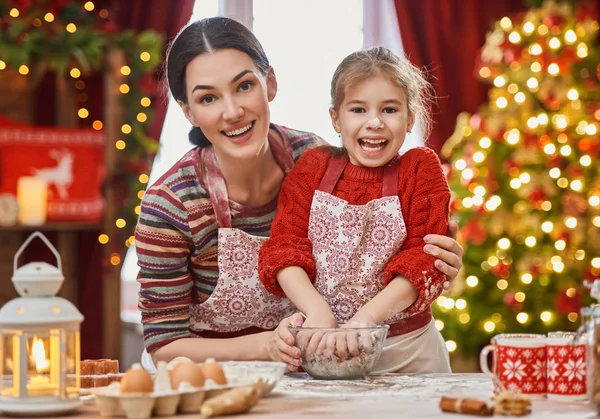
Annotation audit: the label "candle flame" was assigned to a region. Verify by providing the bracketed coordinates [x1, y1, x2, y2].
[31, 337, 49, 372]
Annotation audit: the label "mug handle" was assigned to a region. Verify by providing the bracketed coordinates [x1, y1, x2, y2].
[479, 344, 496, 376]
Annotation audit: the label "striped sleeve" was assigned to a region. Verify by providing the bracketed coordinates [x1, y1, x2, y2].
[135, 182, 194, 353]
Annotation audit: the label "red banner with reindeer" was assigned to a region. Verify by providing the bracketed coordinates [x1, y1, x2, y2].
[0, 117, 105, 222]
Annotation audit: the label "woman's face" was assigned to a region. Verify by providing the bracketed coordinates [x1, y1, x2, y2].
[179, 48, 277, 160]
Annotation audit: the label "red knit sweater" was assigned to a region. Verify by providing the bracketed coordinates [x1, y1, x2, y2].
[258, 146, 451, 316]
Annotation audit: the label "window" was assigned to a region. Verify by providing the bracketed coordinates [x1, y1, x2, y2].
[253, 0, 363, 144]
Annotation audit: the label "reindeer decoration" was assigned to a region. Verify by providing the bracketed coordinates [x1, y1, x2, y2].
[33, 149, 74, 200]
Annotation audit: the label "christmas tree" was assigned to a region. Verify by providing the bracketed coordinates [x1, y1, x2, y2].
[437, 0, 600, 359]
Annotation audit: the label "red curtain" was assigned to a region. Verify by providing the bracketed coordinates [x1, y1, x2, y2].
[76, 0, 194, 358]
[394, 0, 526, 156]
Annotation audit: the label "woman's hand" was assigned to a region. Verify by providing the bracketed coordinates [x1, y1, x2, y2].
[265, 313, 304, 372]
[424, 220, 463, 289]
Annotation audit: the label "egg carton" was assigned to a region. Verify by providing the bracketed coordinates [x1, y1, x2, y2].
[167, 358, 286, 397]
[90, 361, 286, 418]
[90, 380, 238, 418]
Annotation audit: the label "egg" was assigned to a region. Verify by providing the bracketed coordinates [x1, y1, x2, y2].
[170, 361, 205, 389]
[200, 358, 227, 385]
[166, 356, 194, 372]
[120, 364, 153, 393]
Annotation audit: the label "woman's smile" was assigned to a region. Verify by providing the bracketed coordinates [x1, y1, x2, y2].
[221, 120, 256, 144]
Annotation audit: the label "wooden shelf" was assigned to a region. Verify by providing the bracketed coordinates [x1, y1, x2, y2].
[0, 222, 101, 232]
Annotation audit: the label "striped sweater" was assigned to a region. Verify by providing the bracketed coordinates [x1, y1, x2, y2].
[135, 124, 323, 352]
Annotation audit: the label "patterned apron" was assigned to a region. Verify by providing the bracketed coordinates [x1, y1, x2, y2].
[190, 134, 297, 334]
[308, 154, 450, 373]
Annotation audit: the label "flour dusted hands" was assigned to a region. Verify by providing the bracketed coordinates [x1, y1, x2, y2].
[313, 314, 376, 361]
[265, 313, 304, 372]
[300, 308, 338, 362]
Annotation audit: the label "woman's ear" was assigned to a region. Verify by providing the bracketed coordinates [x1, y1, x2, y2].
[329, 107, 341, 133]
[178, 100, 196, 126]
[267, 67, 278, 102]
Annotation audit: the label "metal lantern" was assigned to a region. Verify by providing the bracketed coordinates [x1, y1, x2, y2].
[0, 232, 83, 415]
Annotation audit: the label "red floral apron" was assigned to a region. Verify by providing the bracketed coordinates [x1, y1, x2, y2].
[190, 134, 297, 333]
[308, 154, 431, 336]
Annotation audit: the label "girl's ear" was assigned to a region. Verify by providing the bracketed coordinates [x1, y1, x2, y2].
[267, 67, 278, 102]
[329, 107, 341, 133]
[178, 100, 196, 126]
[407, 114, 415, 133]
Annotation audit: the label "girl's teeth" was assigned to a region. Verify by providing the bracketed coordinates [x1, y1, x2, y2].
[361, 139, 386, 145]
[225, 123, 252, 137]
[359, 138, 388, 150]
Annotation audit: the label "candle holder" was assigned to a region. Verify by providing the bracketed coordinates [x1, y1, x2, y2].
[0, 232, 84, 415]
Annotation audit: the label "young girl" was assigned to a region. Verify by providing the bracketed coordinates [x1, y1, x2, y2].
[258, 46, 451, 373]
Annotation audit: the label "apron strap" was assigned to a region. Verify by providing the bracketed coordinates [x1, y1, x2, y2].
[317, 153, 349, 194]
[204, 146, 233, 228]
[268, 126, 295, 176]
[382, 156, 400, 197]
[318, 153, 400, 196]
[204, 127, 294, 229]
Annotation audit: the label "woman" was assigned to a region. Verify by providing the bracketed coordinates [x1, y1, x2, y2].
[135, 17, 463, 369]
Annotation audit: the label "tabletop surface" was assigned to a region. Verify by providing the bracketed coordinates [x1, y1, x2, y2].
[2, 373, 596, 418]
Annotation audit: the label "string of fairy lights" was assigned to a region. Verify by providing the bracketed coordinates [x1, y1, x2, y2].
[434, 5, 600, 355]
[1, 1, 162, 267]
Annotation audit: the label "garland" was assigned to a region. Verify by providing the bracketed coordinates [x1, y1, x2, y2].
[0, 0, 165, 263]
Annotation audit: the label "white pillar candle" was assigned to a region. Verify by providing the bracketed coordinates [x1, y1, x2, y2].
[17, 177, 48, 226]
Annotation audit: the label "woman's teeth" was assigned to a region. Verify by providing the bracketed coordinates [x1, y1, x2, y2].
[224, 122, 253, 137]
[359, 138, 388, 150]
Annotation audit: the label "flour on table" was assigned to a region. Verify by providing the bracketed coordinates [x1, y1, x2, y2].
[274, 373, 494, 401]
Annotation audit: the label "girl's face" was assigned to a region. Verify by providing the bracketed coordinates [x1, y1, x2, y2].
[329, 74, 414, 168]
[179, 48, 277, 160]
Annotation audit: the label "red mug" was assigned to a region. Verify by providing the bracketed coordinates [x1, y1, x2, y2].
[546, 331, 586, 401]
[480, 333, 546, 398]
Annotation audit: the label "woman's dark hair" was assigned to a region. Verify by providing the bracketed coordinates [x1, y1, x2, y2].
[165, 17, 270, 147]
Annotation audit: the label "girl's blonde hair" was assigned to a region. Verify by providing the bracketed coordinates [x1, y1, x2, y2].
[330, 46, 435, 140]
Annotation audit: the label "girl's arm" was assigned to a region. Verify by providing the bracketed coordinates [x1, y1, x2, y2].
[259, 148, 337, 326]
[258, 148, 330, 298]
[277, 266, 336, 327]
[348, 276, 418, 326]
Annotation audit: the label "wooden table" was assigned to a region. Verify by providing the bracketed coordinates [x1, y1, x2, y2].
[9, 373, 596, 418]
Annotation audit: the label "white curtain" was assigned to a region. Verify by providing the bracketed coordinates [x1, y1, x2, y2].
[363, 0, 424, 151]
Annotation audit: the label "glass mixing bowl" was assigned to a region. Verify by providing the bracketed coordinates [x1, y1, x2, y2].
[288, 325, 389, 379]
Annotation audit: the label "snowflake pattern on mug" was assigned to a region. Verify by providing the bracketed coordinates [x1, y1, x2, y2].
[497, 345, 546, 395]
[502, 359, 527, 381]
[546, 343, 586, 398]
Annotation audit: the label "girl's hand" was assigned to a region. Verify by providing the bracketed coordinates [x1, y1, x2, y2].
[301, 309, 338, 362]
[265, 313, 304, 372]
[424, 219, 463, 289]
